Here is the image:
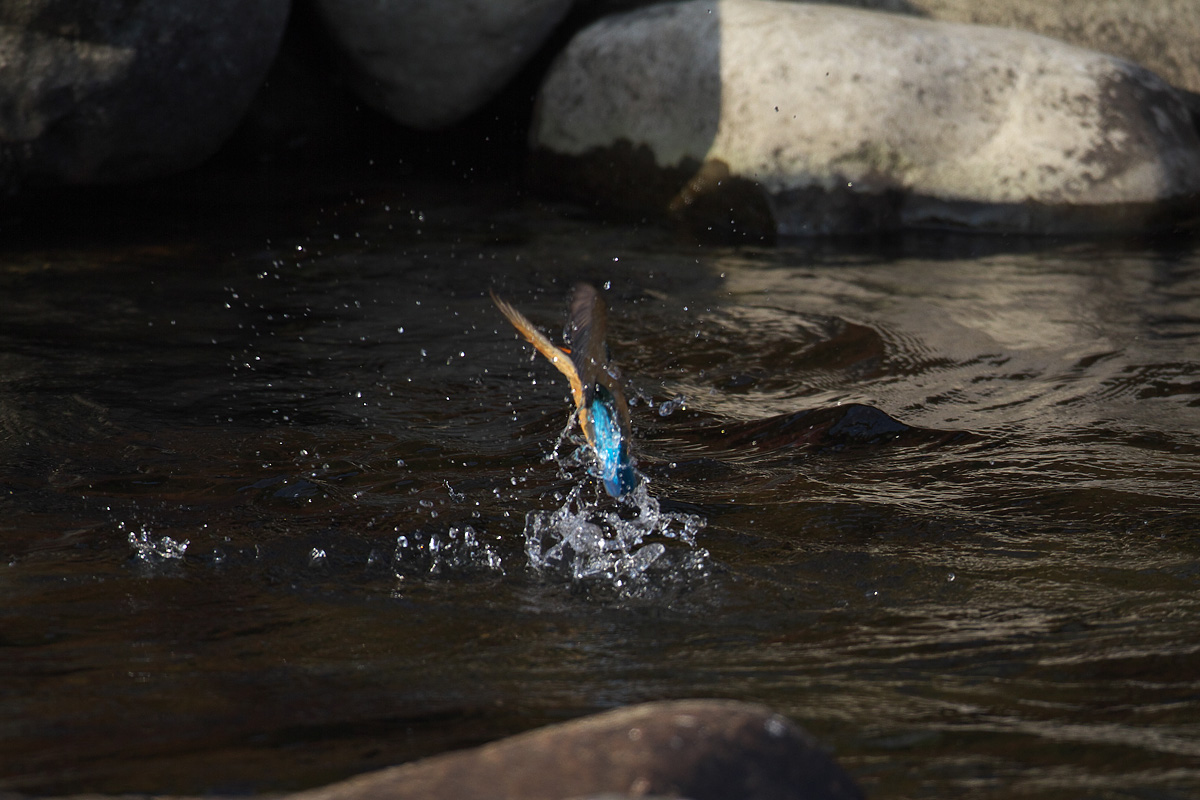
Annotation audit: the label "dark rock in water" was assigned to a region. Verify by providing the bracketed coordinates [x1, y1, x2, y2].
[530, 0, 1200, 237]
[286, 700, 864, 800]
[828, 404, 913, 442]
[674, 404, 979, 453]
[0, 0, 289, 190]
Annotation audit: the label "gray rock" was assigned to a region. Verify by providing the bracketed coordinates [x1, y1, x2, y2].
[850, 0, 1200, 96]
[530, 0, 1200, 236]
[313, 0, 574, 131]
[581, 0, 1200, 95]
[286, 700, 864, 800]
[0, 0, 290, 189]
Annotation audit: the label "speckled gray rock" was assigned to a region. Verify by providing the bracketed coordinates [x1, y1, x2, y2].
[0, 0, 289, 190]
[553, 0, 1200, 96]
[530, 0, 1200, 236]
[286, 700, 864, 800]
[844, 0, 1200, 96]
[313, 0, 574, 130]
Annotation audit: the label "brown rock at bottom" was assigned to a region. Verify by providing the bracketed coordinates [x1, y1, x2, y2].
[287, 700, 864, 800]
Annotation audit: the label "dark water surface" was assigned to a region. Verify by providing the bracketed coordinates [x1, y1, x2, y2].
[3, 179, 1199, 799]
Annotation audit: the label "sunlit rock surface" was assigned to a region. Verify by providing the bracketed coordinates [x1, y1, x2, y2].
[568, 0, 1200, 96]
[530, 0, 1200, 236]
[0, 0, 289, 189]
[861, 0, 1200, 96]
[287, 700, 864, 800]
[313, 0, 574, 130]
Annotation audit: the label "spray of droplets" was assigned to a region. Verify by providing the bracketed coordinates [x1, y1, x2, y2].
[523, 475, 708, 596]
[126, 524, 189, 563]
[393, 526, 504, 576]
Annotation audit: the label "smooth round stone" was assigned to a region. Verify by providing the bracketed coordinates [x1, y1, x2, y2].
[875, 0, 1200, 95]
[313, 0, 574, 130]
[0, 0, 289, 189]
[530, 0, 1200, 236]
[286, 700, 865, 800]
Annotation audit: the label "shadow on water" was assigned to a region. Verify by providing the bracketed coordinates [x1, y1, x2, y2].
[2, 176, 1200, 799]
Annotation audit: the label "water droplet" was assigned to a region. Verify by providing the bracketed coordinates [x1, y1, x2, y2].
[658, 395, 688, 417]
[765, 716, 789, 738]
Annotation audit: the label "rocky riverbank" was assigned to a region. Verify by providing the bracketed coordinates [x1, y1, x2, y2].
[3, 0, 1198, 238]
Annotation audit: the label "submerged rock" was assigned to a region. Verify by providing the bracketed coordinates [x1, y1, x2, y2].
[530, 0, 1200, 236]
[313, 0, 574, 130]
[651, 403, 981, 463]
[287, 700, 863, 800]
[0, 0, 289, 190]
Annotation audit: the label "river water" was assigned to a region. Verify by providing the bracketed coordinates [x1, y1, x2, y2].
[3, 175, 1199, 799]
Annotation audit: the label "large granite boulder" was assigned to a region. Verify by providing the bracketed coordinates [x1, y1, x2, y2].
[0, 0, 290, 190]
[287, 700, 864, 800]
[530, 0, 1200, 237]
[313, 0, 575, 131]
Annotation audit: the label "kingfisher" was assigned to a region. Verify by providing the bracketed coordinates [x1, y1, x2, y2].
[491, 283, 639, 498]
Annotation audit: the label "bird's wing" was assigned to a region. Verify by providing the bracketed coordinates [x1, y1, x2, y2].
[565, 283, 609, 407]
[567, 283, 632, 435]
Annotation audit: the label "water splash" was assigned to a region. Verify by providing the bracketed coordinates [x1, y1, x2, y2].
[393, 526, 504, 576]
[126, 525, 189, 563]
[524, 478, 708, 595]
[658, 394, 688, 417]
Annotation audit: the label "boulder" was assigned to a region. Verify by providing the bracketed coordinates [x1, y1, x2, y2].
[0, 0, 290, 190]
[530, 0, 1200, 236]
[867, 0, 1200, 96]
[313, 0, 575, 131]
[286, 700, 864, 800]
[574, 1, 1200, 96]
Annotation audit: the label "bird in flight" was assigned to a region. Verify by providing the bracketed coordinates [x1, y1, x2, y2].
[491, 283, 639, 498]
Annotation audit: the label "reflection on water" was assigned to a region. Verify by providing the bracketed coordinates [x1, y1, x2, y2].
[2, 181, 1200, 799]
